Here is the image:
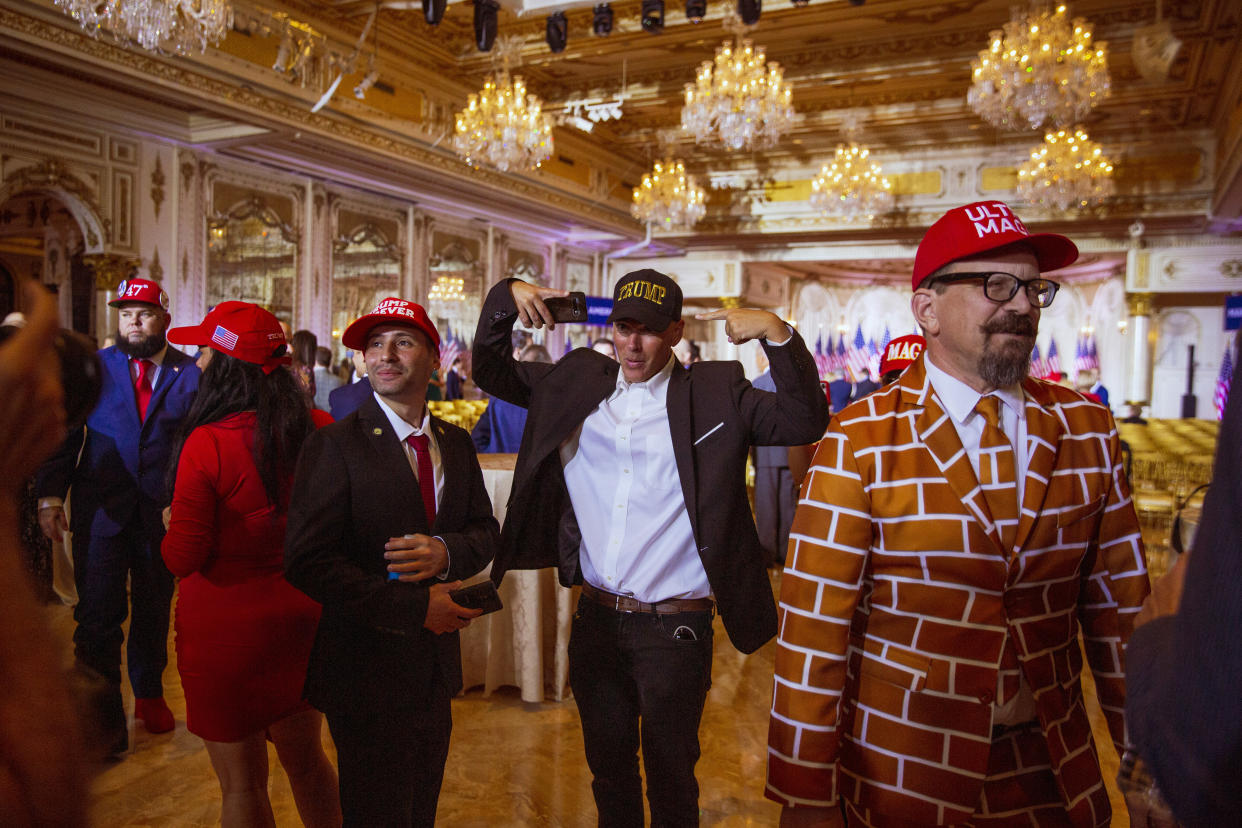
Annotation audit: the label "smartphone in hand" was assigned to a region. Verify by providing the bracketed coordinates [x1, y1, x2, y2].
[544, 292, 588, 324]
[449, 580, 504, 615]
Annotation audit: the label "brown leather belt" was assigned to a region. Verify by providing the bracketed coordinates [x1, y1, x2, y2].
[581, 583, 714, 615]
[991, 720, 1039, 740]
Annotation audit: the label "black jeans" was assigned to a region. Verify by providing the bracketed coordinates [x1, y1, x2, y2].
[569, 598, 714, 828]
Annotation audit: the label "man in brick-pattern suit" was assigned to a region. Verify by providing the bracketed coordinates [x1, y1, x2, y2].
[768, 201, 1152, 828]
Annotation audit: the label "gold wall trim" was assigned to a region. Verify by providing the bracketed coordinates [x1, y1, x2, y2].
[0, 9, 638, 235]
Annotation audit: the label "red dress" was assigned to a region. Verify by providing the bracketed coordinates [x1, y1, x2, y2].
[162, 412, 325, 742]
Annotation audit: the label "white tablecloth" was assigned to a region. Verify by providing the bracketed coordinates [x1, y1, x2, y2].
[458, 457, 576, 702]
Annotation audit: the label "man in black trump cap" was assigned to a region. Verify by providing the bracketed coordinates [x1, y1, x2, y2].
[473, 269, 829, 826]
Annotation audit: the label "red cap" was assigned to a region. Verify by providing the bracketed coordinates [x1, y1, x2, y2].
[911, 201, 1078, 290]
[110, 278, 169, 310]
[879, 334, 925, 376]
[342, 297, 440, 353]
[167, 301, 291, 374]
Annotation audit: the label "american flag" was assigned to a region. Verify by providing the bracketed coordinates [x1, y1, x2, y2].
[1075, 334, 1101, 372]
[813, 333, 830, 378]
[1074, 335, 1091, 373]
[1215, 346, 1234, 420]
[846, 324, 870, 382]
[880, 325, 892, 351]
[439, 323, 464, 376]
[867, 337, 881, 381]
[211, 324, 239, 351]
[835, 336, 847, 374]
[1045, 339, 1061, 377]
[1029, 342, 1045, 379]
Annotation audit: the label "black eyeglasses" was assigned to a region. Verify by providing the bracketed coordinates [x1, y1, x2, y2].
[929, 272, 1060, 308]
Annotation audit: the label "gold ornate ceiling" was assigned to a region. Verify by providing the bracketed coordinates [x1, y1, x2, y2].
[1, 0, 1240, 258]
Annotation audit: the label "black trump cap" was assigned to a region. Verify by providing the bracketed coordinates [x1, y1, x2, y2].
[606, 269, 682, 333]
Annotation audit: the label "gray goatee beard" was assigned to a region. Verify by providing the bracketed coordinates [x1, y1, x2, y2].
[978, 338, 1033, 388]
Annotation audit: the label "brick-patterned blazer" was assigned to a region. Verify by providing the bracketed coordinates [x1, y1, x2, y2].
[767, 354, 1150, 826]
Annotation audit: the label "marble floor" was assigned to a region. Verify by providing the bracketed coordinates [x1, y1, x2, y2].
[43, 572, 1127, 827]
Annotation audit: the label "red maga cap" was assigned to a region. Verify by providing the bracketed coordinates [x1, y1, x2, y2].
[167, 301, 291, 374]
[110, 278, 169, 310]
[879, 334, 925, 376]
[342, 297, 440, 353]
[911, 201, 1078, 290]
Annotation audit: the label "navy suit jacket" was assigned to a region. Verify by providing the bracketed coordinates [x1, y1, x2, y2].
[472, 280, 829, 654]
[284, 396, 499, 720]
[328, 376, 372, 421]
[828, 379, 854, 414]
[471, 397, 528, 453]
[36, 345, 200, 539]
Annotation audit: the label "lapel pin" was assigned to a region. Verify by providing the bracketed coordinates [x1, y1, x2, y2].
[373, 428, 383, 436]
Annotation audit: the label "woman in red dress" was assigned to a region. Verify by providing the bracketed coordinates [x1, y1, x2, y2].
[163, 302, 340, 827]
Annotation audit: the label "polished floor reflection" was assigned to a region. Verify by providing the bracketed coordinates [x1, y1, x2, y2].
[46, 570, 1127, 826]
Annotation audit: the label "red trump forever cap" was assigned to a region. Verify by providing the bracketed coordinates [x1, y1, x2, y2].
[110, 278, 169, 310]
[911, 200, 1078, 290]
[342, 297, 440, 353]
[167, 301, 291, 374]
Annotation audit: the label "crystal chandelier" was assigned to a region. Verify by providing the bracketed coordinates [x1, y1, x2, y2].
[453, 70, 554, 172]
[428, 275, 466, 302]
[809, 144, 893, 219]
[1017, 127, 1115, 211]
[680, 36, 796, 151]
[631, 159, 707, 230]
[967, 3, 1110, 131]
[54, 0, 233, 55]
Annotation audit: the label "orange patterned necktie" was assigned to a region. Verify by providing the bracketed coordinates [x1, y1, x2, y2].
[974, 395, 1018, 549]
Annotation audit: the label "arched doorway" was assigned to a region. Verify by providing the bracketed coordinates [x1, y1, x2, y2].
[0, 189, 91, 336]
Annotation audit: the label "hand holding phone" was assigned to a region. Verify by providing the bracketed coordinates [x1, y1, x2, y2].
[543, 292, 588, 324]
[449, 580, 504, 615]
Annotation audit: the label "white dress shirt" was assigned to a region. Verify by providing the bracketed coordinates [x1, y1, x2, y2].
[923, 353, 1037, 726]
[559, 354, 707, 603]
[373, 393, 444, 508]
[373, 394, 450, 578]
[923, 354, 1029, 503]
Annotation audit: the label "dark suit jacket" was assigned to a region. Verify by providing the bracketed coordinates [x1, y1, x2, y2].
[283, 395, 499, 720]
[828, 378, 854, 414]
[472, 280, 829, 654]
[36, 345, 200, 539]
[328, 376, 372, 421]
[1126, 366, 1242, 827]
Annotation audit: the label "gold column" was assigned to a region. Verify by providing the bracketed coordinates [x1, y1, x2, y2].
[1124, 292, 1155, 410]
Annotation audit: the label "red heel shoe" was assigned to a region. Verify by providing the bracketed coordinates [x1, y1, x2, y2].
[134, 697, 175, 734]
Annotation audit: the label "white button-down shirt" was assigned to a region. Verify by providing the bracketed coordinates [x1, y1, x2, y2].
[373, 394, 444, 509]
[559, 355, 707, 603]
[923, 353, 1037, 726]
[923, 354, 1029, 503]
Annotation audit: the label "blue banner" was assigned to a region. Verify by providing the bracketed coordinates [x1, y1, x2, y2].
[1226, 294, 1242, 331]
[586, 295, 613, 326]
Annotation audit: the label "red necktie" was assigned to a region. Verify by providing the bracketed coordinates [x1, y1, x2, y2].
[406, 433, 436, 526]
[133, 358, 154, 422]
[975, 395, 1018, 549]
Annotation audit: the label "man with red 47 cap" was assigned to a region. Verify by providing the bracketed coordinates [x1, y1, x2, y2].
[284, 296, 498, 827]
[768, 201, 1159, 827]
[35, 277, 200, 756]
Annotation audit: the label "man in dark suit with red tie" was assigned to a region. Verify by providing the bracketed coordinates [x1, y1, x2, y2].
[285, 297, 498, 827]
[36, 277, 200, 755]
